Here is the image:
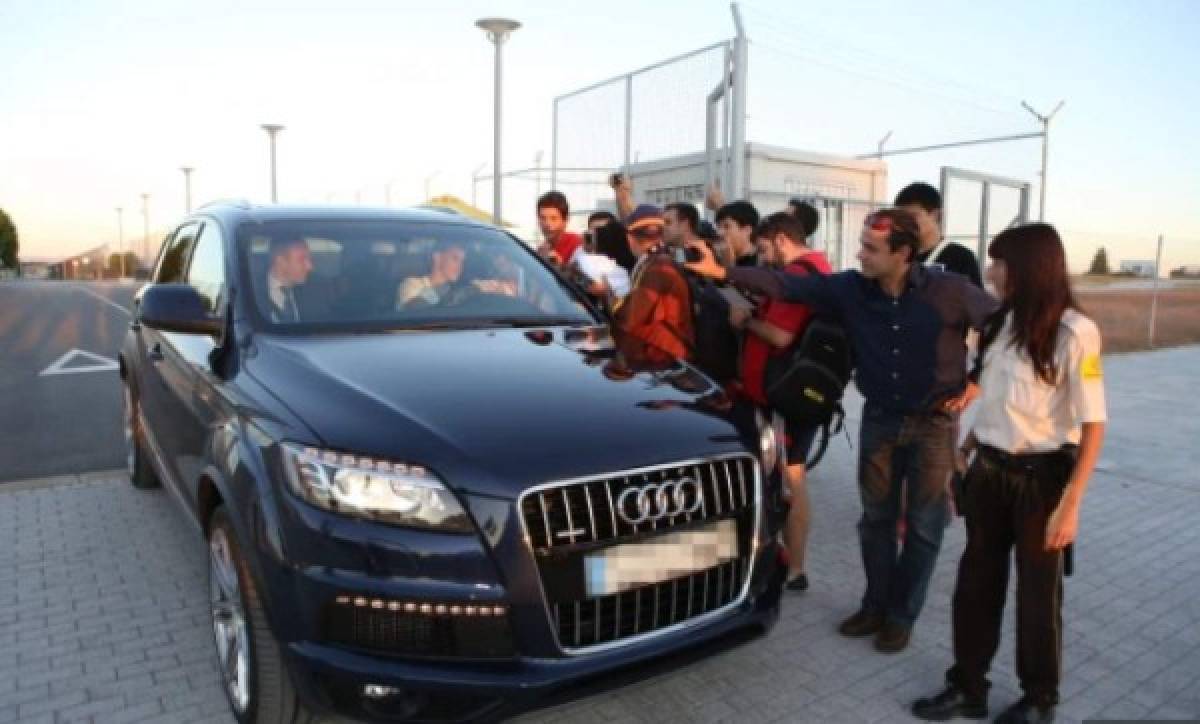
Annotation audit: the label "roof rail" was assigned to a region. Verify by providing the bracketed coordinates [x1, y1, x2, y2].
[197, 198, 253, 210]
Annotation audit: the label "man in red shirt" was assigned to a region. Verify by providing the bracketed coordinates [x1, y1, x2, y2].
[733, 211, 831, 592]
[536, 191, 582, 267]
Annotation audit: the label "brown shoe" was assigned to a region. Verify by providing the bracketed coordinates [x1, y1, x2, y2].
[837, 609, 885, 637]
[874, 621, 912, 653]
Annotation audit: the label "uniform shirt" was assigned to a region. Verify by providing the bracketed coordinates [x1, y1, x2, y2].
[918, 240, 982, 287]
[971, 308, 1107, 453]
[726, 262, 996, 414]
[740, 252, 831, 405]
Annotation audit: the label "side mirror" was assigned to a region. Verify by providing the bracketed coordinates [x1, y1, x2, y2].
[139, 283, 223, 336]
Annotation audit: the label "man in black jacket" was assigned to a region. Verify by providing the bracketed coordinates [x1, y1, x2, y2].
[895, 182, 982, 287]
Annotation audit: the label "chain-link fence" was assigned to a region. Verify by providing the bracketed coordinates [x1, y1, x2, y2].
[552, 40, 736, 226]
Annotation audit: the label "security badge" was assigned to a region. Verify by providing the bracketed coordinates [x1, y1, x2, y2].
[1081, 354, 1103, 380]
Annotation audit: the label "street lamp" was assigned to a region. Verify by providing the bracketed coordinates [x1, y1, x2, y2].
[116, 207, 125, 278]
[180, 166, 194, 213]
[475, 17, 520, 225]
[261, 124, 285, 203]
[140, 193, 150, 268]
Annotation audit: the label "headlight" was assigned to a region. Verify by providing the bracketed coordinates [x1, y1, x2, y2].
[756, 409, 785, 474]
[281, 443, 473, 533]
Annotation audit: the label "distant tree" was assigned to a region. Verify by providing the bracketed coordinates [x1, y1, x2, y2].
[0, 208, 17, 269]
[1087, 247, 1110, 276]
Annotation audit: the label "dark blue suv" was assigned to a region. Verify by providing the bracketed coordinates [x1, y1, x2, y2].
[120, 203, 785, 723]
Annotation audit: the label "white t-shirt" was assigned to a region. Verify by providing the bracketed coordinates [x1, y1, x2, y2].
[571, 251, 631, 298]
[971, 308, 1107, 453]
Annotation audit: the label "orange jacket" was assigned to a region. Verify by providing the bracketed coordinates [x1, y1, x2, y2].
[612, 254, 693, 368]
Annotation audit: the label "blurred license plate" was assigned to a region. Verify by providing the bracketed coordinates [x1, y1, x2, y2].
[584, 519, 738, 597]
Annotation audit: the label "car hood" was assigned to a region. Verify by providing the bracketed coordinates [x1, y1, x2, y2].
[246, 327, 755, 498]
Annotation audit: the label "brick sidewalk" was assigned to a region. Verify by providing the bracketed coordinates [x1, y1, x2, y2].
[3, 347, 1200, 723]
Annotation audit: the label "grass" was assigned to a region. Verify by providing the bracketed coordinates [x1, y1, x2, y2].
[1077, 288, 1200, 353]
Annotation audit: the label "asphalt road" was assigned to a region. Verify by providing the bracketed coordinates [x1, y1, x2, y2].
[0, 279, 141, 483]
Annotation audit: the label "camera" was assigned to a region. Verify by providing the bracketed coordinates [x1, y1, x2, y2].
[672, 246, 704, 264]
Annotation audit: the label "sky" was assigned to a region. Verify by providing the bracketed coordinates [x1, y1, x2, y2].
[2, 0, 1197, 273]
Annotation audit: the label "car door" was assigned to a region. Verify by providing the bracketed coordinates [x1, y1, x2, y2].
[156, 219, 229, 501]
[136, 221, 201, 486]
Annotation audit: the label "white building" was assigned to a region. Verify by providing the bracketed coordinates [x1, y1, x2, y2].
[625, 143, 887, 270]
[1119, 260, 1157, 278]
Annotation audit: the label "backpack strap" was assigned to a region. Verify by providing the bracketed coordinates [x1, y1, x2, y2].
[926, 239, 952, 265]
[970, 305, 1010, 383]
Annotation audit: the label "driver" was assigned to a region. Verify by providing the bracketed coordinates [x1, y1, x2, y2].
[397, 241, 465, 308]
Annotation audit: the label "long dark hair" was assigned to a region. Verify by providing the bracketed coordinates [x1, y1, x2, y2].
[983, 223, 1080, 384]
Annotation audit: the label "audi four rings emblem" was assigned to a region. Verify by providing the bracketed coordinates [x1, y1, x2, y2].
[616, 478, 704, 525]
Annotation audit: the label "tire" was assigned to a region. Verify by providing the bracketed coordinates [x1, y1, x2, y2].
[123, 380, 161, 489]
[208, 507, 317, 724]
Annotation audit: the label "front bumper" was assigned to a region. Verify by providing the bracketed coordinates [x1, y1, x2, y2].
[283, 539, 784, 722]
[258, 454, 787, 722]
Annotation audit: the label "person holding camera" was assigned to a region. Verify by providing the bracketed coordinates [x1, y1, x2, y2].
[911, 223, 1105, 724]
[536, 191, 582, 268]
[684, 208, 996, 653]
[733, 212, 832, 592]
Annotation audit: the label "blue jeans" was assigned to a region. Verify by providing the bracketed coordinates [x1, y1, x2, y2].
[856, 403, 955, 628]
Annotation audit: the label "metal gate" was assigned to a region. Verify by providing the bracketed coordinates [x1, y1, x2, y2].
[940, 166, 1032, 260]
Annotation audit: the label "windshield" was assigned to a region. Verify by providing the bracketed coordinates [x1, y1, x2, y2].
[238, 219, 595, 331]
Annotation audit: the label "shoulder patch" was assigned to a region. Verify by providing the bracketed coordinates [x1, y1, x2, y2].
[1081, 353, 1103, 380]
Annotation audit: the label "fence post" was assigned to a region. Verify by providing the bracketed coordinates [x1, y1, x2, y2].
[1148, 234, 1164, 348]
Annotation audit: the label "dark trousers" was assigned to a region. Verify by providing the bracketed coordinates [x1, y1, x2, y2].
[857, 404, 955, 627]
[947, 448, 1071, 706]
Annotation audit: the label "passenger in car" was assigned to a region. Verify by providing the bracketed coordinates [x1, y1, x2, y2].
[396, 241, 466, 308]
[262, 238, 318, 323]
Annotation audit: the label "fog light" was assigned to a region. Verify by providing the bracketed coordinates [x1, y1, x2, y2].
[363, 684, 401, 699]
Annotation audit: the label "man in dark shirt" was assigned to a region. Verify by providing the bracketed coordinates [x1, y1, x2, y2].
[716, 200, 761, 268]
[895, 182, 982, 286]
[685, 208, 997, 653]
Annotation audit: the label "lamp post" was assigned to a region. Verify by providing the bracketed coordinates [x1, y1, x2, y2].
[261, 124, 285, 202]
[116, 207, 125, 278]
[140, 193, 150, 268]
[475, 17, 520, 225]
[180, 166, 194, 212]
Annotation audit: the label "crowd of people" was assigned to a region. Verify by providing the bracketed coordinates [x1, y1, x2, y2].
[533, 175, 1107, 724]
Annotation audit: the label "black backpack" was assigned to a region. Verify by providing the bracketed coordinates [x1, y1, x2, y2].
[762, 259, 853, 464]
[675, 265, 741, 385]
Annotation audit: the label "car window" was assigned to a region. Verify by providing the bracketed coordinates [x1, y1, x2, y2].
[187, 222, 226, 315]
[155, 222, 201, 284]
[239, 219, 595, 331]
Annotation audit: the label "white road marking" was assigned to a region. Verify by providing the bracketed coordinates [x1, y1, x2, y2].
[39, 349, 120, 376]
[76, 286, 132, 317]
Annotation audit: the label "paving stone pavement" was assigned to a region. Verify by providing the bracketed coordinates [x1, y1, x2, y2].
[2, 346, 1199, 723]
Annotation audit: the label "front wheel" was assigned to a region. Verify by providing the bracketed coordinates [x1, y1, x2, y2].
[208, 507, 316, 724]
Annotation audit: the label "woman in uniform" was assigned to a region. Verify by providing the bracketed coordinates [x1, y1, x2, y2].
[912, 223, 1107, 724]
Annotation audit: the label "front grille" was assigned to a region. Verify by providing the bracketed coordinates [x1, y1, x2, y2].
[553, 558, 745, 649]
[324, 602, 515, 659]
[519, 455, 759, 652]
[521, 456, 756, 549]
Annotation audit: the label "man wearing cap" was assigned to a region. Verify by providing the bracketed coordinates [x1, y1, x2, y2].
[611, 204, 693, 368]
